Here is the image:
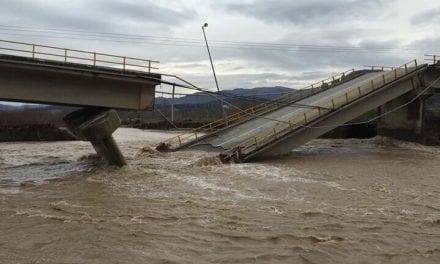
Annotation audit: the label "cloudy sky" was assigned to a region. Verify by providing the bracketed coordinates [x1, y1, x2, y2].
[1, 0, 440, 93]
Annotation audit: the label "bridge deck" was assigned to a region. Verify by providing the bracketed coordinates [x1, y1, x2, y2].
[200, 71, 385, 150]
[0, 54, 161, 110]
[168, 60, 428, 162]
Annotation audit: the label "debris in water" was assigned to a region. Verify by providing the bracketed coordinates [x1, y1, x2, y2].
[192, 156, 223, 167]
[136, 146, 165, 157]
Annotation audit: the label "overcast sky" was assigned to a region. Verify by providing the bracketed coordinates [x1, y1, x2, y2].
[1, 0, 440, 93]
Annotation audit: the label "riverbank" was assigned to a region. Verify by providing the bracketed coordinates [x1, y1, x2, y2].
[0, 124, 76, 142]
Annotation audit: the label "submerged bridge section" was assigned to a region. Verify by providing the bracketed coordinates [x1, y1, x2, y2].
[160, 59, 440, 162]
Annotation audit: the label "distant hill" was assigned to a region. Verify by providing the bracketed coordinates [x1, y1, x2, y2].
[0, 103, 20, 111]
[155, 86, 296, 105]
[1, 87, 296, 110]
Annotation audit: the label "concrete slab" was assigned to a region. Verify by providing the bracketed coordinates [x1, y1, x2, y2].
[0, 54, 161, 110]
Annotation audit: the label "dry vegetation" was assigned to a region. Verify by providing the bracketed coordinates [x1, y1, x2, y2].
[0, 108, 65, 126]
[0, 108, 75, 141]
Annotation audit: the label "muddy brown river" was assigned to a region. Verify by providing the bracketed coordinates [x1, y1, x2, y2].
[1, 128, 440, 263]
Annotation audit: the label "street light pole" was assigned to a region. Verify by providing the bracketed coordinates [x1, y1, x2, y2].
[202, 23, 220, 94]
[202, 23, 226, 119]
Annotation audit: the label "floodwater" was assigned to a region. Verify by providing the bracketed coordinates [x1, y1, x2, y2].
[1, 128, 440, 263]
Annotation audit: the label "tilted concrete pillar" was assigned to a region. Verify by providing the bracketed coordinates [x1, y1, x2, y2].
[64, 108, 126, 167]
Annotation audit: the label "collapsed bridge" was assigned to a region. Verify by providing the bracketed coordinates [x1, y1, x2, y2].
[159, 59, 440, 162]
[2, 39, 440, 165]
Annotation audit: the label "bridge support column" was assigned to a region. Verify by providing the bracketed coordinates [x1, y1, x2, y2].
[64, 108, 126, 167]
[377, 92, 426, 142]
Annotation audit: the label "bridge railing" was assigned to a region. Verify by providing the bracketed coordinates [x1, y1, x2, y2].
[364, 65, 395, 71]
[425, 55, 439, 64]
[160, 68, 359, 149]
[221, 59, 421, 161]
[0, 39, 159, 72]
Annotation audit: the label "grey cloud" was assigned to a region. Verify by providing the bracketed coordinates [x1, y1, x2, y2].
[0, 0, 109, 33]
[407, 37, 440, 54]
[296, 71, 332, 81]
[0, 0, 420, 91]
[96, 0, 196, 25]
[0, 0, 196, 33]
[209, 37, 409, 72]
[226, 0, 389, 25]
[205, 72, 299, 89]
[411, 8, 440, 25]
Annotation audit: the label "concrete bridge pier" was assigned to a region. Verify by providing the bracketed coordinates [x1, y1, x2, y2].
[64, 108, 126, 167]
[377, 89, 427, 142]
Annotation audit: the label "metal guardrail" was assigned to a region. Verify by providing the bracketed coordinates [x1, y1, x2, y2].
[425, 54, 439, 64]
[364, 65, 395, 71]
[0, 39, 159, 72]
[160, 68, 359, 149]
[220, 59, 420, 162]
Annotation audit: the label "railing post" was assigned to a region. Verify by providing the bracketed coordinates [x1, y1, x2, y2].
[254, 137, 258, 147]
[273, 127, 277, 137]
[123, 57, 126, 71]
[148, 60, 152, 72]
[177, 136, 182, 145]
[171, 83, 175, 123]
[32, 44, 35, 58]
[382, 74, 386, 85]
[394, 69, 398, 79]
[404, 64, 408, 73]
[93, 52, 97, 66]
[345, 93, 349, 103]
[64, 49, 68, 63]
[331, 99, 336, 109]
[371, 80, 375, 90]
[358, 86, 362, 96]
[414, 59, 418, 67]
[288, 119, 293, 128]
[303, 112, 308, 123]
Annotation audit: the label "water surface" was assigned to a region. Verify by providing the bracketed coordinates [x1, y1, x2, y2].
[1, 128, 440, 263]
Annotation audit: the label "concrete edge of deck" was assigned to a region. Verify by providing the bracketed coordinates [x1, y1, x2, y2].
[0, 54, 161, 110]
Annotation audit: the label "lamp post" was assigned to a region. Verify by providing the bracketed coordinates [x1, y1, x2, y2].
[202, 23, 226, 118]
[202, 23, 220, 94]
